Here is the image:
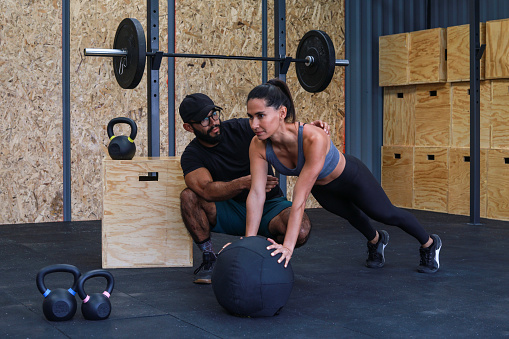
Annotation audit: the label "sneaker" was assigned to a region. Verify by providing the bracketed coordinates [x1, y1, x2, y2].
[193, 251, 216, 284]
[366, 230, 389, 268]
[418, 234, 442, 273]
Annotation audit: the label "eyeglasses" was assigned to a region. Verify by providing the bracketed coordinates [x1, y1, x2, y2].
[190, 110, 221, 127]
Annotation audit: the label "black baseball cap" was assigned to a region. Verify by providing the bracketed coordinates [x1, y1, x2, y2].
[179, 93, 223, 123]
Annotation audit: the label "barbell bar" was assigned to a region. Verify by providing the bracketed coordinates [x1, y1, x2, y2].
[84, 18, 349, 92]
[84, 48, 349, 67]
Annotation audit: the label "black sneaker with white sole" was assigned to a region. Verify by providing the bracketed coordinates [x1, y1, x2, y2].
[193, 251, 216, 284]
[366, 230, 389, 268]
[418, 234, 442, 273]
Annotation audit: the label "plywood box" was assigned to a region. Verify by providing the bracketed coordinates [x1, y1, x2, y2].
[414, 83, 451, 147]
[379, 33, 409, 86]
[448, 148, 487, 217]
[450, 81, 491, 148]
[487, 149, 509, 221]
[491, 80, 509, 149]
[447, 23, 486, 82]
[486, 19, 509, 79]
[383, 86, 416, 146]
[413, 147, 448, 212]
[102, 157, 193, 268]
[409, 28, 447, 84]
[381, 146, 413, 208]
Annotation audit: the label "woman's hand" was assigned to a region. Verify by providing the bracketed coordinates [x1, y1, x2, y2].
[266, 238, 293, 268]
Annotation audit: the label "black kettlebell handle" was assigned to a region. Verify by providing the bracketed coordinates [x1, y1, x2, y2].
[36, 264, 81, 297]
[77, 269, 115, 302]
[107, 117, 137, 141]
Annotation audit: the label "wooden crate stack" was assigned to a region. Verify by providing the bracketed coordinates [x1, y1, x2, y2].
[380, 20, 509, 221]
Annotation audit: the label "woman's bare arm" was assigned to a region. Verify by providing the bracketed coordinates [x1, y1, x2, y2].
[246, 137, 269, 237]
[269, 126, 330, 266]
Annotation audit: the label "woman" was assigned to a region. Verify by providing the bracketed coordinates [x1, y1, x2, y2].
[245, 79, 441, 273]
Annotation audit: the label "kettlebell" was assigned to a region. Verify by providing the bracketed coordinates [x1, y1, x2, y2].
[77, 269, 115, 320]
[107, 117, 137, 160]
[36, 264, 81, 321]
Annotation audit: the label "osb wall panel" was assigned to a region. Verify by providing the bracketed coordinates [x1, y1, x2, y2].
[174, 0, 264, 149]
[285, 0, 345, 151]
[284, 0, 346, 208]
[0, 0, 169, 224]
[71, 1, 170, 221]
[174, 0, 346, 209]
[0, 1, 64, 224]
[0, 0, 345, 224]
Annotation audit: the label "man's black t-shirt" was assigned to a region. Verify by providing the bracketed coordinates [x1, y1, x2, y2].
[180, 118, 283, 202]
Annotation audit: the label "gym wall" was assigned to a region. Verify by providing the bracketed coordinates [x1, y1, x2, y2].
[0, 0, 345, 224]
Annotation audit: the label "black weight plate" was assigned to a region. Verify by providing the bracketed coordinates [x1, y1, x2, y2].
[113, 18, 146, 89]
[295, 30, 336, 93]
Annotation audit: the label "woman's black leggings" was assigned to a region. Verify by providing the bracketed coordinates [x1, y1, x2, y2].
[311, 154, 430, 245]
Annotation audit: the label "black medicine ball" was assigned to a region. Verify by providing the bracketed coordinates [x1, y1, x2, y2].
[211, 236, 294, 317]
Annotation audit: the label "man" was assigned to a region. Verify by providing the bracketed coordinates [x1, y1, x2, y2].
[179, 93, 327, 284]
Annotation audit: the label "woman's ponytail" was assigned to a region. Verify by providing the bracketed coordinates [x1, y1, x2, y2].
[247, 78, 296, 122]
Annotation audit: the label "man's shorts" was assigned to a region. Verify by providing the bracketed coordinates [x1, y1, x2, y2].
[212, 196, 292, 238]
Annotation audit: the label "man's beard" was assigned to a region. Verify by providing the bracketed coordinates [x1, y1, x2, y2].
[193, 124, 222, 145]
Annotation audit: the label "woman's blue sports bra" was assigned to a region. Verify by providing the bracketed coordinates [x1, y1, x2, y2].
[265, 124, 340, 180]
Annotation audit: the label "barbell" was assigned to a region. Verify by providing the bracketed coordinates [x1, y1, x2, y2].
[84, 18, 348, 93]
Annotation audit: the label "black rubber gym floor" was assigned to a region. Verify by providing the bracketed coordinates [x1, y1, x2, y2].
[1, 208, 508, 338]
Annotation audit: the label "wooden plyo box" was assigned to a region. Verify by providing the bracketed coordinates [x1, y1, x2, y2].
[409, 28, 447, 84]
[491, 80, 509, 149]
[413, 147, 449, 213]
[450, 81, 491, 148]
[414, 83, 451, 147]
[379, 33, 409, 86]
[486, 19, 509, 79]
[447, 23, 486, 82]
[383, 86, 416, 146]
[487, 149, 509, 221]
[381, 146, 414, 208]
[102, 157, 192, 268]
[448, 148, 487, 217]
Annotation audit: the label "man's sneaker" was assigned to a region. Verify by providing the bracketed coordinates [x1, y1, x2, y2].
[366, 230, 389, 268]
[418, 234, 442, 273]
[193, 251, 216, 284]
